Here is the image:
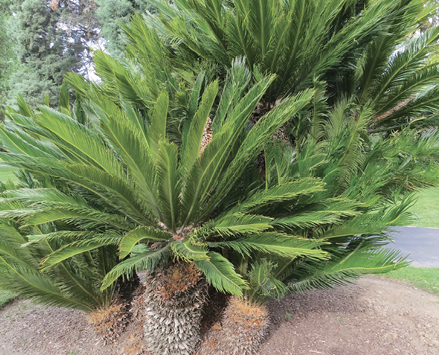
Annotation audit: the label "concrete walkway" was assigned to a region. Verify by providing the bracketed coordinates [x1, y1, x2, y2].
[388, 226, 439, 267]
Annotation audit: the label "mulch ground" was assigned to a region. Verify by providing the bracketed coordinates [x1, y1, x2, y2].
[1, 276, 438, 355]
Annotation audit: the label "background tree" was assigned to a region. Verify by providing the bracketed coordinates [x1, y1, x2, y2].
[0, 0, 14, 119]
[52, 0, 100, 76]
[5, 0, 100, 108]
[96, 0, 151, 58]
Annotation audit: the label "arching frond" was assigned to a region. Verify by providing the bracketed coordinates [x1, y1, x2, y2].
[194, 251, 248, 296]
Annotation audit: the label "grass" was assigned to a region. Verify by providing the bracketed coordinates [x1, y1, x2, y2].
[400, 187, 439, 229]
[386, 187, 439, 294]
[383, 266, 439, 295]
[0, 290, 15, 308]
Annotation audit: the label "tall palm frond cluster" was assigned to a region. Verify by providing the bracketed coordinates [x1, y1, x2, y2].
[0, 172, 117, 312]
[0, 0, 439, 354]
[147, 0, 439, 131]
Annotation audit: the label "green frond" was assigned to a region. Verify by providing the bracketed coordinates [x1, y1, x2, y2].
[272, 198, 361, 229]
[0, 206, 132, 230]
[1, 125, 65, 160]
[148, 90, 170, 157]
[118, 226, 172, 259]
[0, 126, 56, 159]
[188, 72, 206, 122]
[0, 154, 150, 225]
[220, 233, 329, 259]
[213, 213, 274, 235]
[309, 79, 328, 143]
[101, 246, 170, 290]
[65, 164, 152, 224]
[21, 231, 107, 247]
[2, 188, 87, 207]
[170, 238, 209, 261]
[16, 93, 33, 118]
[59, 83, 71, 114]
[194, 251, 248, 296]
[180, 79, 219, 173]
[36, 107, 126, 179]
[288, 247, 408, 293]
[245, 0, 276, 61]
[0, 261, 95, 312]
[212, 58, 252, 133]
[41, 238, 120, 272]
[0, 221, 112, 312]
[231, 178, 326, 214]
[246, 259, 287, 303]
[0, 222, 37, 268]
[372, 26, 439, 103]
[156, 141, 181, 230]
[99, 104, 162, 219]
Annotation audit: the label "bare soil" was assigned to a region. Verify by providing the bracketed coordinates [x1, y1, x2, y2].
[0, 276, 438, 355]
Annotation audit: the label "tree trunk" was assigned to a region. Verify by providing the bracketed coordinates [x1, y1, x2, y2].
[143, 262, 208, 355]
[198, 296, 269, 355]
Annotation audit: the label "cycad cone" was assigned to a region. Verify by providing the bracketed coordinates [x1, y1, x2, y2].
[200, 296, 269, 355]
[143, 262, 208, 355]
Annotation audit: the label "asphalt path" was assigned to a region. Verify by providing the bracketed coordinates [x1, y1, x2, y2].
[388, 226, 439, 267]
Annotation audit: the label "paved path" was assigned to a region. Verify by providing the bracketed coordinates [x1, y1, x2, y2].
[388, 226, 439, 267]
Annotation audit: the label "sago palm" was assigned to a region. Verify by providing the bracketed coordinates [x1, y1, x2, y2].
[196, 91, 439, 355]
[0, 62, 314, 353]
[142, 0, 439, 132]
[0, 59, 416, 354]
[0, 174, 118, 313]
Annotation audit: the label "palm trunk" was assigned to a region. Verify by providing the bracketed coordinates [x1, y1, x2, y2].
[87, 296, 129, 345]
[198, 296, 269, 355]
[143, 262, 208, 355]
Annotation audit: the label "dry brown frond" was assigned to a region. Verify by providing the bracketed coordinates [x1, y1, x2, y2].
[199, 117, 212, 156]
[374, 97, 414, 122]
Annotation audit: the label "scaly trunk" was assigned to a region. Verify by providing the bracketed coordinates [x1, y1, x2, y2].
[143, 262, 208, 355]
[87, 296, 129, 345]
[198, 296, 269, 355]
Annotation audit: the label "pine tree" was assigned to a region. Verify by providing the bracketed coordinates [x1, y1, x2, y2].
[0, 0, 14, 119]
[96, 0, 151, 58]
[6, 0, 99, 109]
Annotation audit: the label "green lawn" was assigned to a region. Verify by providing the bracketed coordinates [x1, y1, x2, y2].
[0, 290, 15, 308]
[385, 187, 439, 294]
[396, 187, 439, 229]
[382, 266, 439, 295]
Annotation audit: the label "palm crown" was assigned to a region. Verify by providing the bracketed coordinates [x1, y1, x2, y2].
[0, 62, 315, 295]
[146, 0, 439, 131]
[2, 57, 433, 302]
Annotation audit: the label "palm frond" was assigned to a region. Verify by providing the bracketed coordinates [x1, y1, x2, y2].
[287, 247, 408, 293]
[118, 226, 173, 259]
[101, 246, 170, 290]
[170, 238, 210, 261]
[231, 178, 326, 214]
[194, 251, 248, 296]
[41, 238, 121, 272]
[214, 233, 329, 259]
